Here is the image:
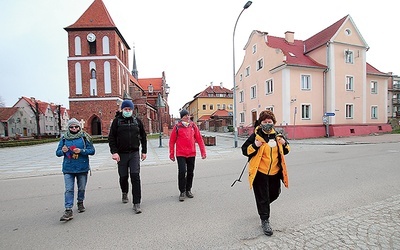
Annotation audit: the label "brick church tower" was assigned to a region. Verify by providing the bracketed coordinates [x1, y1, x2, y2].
[64, 0, 134, 135]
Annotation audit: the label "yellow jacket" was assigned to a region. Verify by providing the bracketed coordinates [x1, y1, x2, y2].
[241, 128, 290, 189]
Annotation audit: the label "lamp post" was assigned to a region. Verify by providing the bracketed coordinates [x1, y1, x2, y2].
[233, 1, 252, 148]
[157, 93, 165, 147]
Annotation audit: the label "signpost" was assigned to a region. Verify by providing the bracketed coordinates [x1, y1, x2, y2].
[324, 112, 335, 117]
[323, 112, 335, 137]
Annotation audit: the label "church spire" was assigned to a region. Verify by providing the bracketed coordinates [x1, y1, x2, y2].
[131, 44, 138, 79]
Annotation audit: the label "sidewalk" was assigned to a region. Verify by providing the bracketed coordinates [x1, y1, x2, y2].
[0, 132, 399, 180]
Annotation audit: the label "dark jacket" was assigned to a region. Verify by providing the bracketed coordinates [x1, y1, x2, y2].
[108, 112, 147, 154]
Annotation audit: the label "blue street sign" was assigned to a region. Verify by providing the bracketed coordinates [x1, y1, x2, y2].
[325, 112, 335, 116]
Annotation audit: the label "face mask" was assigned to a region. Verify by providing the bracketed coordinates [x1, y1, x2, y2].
[261, 123, 274, 133]
[122, 110, 133, 118]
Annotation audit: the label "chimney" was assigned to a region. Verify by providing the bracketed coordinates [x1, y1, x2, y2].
[220, 82, 223, 88]
[210, 81, 213, 89]
[285, 31, 294, 43]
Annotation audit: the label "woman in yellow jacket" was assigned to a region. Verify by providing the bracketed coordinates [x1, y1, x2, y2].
[241, 110, 290, 236]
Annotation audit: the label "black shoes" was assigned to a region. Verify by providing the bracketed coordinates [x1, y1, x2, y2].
[133, 203, 142, 214]
[179, 192, 185, 201]
[77, 201, 85, 213]
[186, 191, 194, 198]
[261, 219, 273, 236]
[122, 193, 129, 203]
[60, 209, 73, 221]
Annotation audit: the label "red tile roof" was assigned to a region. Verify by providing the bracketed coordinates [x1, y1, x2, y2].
[367, 63, 389, 76]
[0, 107, 18, 122]
[267, 35, 326, 68]
[139, 78, 163, 92]
[211, 109, 231, 117]
[198, 115, 211, 121]
[304, 15, 348, 53]
[65, 0, 116, 29]
[195, 85, 233, 98]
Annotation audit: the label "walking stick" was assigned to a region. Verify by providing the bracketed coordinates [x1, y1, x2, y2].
[231, 161, 248, 187]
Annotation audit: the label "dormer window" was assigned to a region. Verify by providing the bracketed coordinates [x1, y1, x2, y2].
[148, 84, 154, 94]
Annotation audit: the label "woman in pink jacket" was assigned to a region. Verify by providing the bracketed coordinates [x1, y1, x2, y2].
[169, 109, 206, 202]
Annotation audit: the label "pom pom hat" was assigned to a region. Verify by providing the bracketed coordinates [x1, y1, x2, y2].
[121, 100, 134, 110]
[180, 109, 189, 118]
[67, 118, 81, 128]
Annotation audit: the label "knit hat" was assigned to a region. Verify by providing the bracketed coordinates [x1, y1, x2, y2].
[121, 100, 134, 109]
[67, 118, 81, 128]
[180, 109, 189, 118]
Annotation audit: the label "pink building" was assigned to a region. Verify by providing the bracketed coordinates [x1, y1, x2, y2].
[236, 15, 392, 139]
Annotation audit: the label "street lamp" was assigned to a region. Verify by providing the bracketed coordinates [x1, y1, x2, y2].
[233, 1, 252, 148]
[157, 93, 165, 147]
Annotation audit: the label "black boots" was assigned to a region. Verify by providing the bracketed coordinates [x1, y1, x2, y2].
[261, 219, 273, 236]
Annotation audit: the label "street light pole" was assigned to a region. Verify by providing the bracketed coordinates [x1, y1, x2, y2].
[233, 1, 252, 148]
[157, 93, 165, 148]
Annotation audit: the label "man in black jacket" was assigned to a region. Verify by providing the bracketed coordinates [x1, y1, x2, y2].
[108, 99, 147, 214]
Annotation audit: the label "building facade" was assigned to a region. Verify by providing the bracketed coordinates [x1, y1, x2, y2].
[236, 15, 393, 138]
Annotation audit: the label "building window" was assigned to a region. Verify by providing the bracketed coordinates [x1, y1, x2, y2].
[240, 112, 245, 123]
[210, 104, 214, 110]
[301, 75, 311, 90]
[102, 36, 110, 54]
[222, 104, 226, 110]
[346, 104, 354, 118]
[301, 104, 311, 119]
[74, 36, 81, 56]
[266, 106, 274, 112]
[250, 85, 257, 99]
[89, 41, 96, 54]
[257, 58, 263, 71]
[239, 91, 244, 103]
[346, 76, 354, 91]
[217, 104, 221, 110]
[245, 66, 250, 77]
[202, 104, 206, 110]
[75, 62, 82, 95]
[371, 106, 378, 119]
[371, 81, 378, 94]
[240, 74, 243, 81]
[265, 79, 273, 95]
[228, 104, 233, 110]
[91, 69, 96, 79]
[252, 44, 257, 54]
[345, 50, 354, 64]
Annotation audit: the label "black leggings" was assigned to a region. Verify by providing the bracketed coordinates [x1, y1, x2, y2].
[176, 156, 195, 193]
[252, 171, 281, 221]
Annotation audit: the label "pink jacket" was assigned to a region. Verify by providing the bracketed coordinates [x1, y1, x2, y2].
[169, 121, 206, 158]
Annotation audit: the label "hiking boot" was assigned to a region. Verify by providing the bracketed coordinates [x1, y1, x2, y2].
[179, 192, 185, 202]
[77, 201, 85, 213]
[60, 209, 73, 222]
[186, 191, 194, 198]
[261, 219, 273, 236]
[122, 193, 129, 203]
[133, 203, 142, 214]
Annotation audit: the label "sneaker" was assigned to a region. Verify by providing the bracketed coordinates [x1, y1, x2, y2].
[122, 193, 129, 203]
[60, 209, 73, 221]
[179, 192, 185, 202]
[261, 219, 273, 236]
[186, 191, 194, 198]
[133, 203, 142, 214]
[77, 201, 85, 213]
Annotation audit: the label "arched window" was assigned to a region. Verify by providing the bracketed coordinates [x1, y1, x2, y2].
[104, 61, 111, 93]
[74, 36, 81, 56]
[102, 36, 110, 54]
[91, 69, 96, 79]
[75, 62, 82, 94]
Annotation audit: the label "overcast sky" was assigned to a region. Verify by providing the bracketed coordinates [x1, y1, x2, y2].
[0, 0, 398, 116]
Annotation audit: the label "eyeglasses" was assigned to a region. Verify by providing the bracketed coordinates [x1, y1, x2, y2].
[69, 126, 80, 129]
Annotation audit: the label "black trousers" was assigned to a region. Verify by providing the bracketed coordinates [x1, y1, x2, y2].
[118, 151, 141, 204]
[252, 171, 281, 221]
[176, 156, 195, 193]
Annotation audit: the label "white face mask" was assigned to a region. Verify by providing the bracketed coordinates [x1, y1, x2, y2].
[122, 110, 133, 118]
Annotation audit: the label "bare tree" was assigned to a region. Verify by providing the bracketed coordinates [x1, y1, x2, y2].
[0, 96, 5, 107]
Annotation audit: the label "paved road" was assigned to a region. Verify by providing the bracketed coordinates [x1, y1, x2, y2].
[1, 132, 400, 249]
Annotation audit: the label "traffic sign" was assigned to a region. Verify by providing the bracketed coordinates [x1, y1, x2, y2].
[325, 112, 335, 116]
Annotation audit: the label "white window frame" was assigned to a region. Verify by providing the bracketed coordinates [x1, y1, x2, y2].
[256, 58, 263, 71]
[250, 85, 257, 99]
[245, 66, 250, 77]
[252, 44, 257, 54]
[346, 76, 354, 91]
[301, 104, 311, 120]
[239, 91, 244, 103]
[265, 79, 273, 95]
[301, 74, 311, 90]
[345, 50, 354, 64]
[371, 81, 378, 94]
[346, 104, 354, 118]
[240, 112, 245, 123]
[371, 106, 378, 119]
